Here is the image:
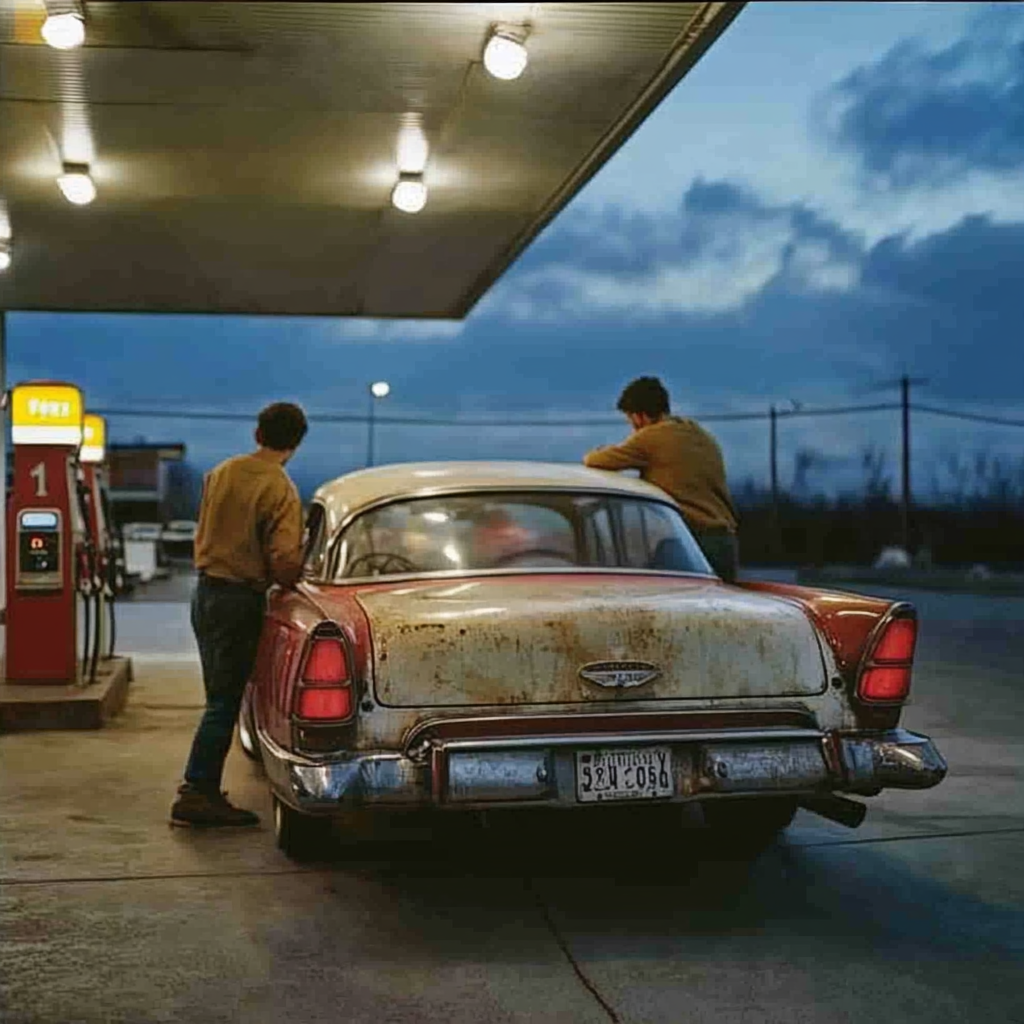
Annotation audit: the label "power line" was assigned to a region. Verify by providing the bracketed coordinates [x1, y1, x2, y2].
[914, 404, 1024, 428]
[774, 402, 901, 419]
[90, 400, 912, 428]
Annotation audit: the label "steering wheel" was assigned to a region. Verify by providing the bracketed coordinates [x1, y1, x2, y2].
[492, 548, 577, 568]
[345, 552, 419, 577]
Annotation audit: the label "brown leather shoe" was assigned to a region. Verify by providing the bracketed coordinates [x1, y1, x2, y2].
[170, 784, 260, 828]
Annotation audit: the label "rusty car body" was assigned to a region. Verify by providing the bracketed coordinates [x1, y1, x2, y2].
[239, 461, 947, 859]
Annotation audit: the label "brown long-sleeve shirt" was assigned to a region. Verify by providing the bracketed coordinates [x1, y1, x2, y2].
[584, 416, 738, 533]
[193, 453, 304, 590]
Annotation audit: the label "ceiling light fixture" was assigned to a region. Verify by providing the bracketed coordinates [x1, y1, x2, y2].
[57, 162, 96, 205]
[0, 242, 10, 272]
[396, 120, 429, 175]
[483, 28, 529, 81]
[391, 172, 427, 214]
[41, 11, 85, 50]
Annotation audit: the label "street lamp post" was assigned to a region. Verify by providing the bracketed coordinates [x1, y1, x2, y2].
[366, 381, 390, 468]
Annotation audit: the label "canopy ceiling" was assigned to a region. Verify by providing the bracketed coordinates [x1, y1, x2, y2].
[0, 1, 744, 317]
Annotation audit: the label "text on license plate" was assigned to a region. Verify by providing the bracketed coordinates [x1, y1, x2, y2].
[575, 746, 673, 803]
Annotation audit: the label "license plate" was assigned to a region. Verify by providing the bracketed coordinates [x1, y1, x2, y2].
[575, 746, 674, 803]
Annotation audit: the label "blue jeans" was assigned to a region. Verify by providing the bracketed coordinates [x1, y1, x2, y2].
[693, 530, 740, 583]
[183, 576, 266, 790]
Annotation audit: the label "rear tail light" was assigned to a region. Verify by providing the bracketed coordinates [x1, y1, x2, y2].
[294, 635, 354, 722]
[857, 614, 917, 704]
[297, 685, 352, 721]
[302, 637, 348, 685]
[872, 617, 916, 662]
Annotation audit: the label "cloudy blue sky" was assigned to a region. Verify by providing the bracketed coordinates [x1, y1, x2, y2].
[7, 1, 1024, 500]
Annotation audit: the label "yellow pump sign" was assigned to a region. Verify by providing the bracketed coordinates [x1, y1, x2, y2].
[11, 383, 84, 447]
[80, 414, 107, 464]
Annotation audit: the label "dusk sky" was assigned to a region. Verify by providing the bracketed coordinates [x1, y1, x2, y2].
[7, 2, 1024, 500]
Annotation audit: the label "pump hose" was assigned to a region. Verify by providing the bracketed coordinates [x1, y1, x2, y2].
[108, 574, 118, 659]
[89, 572, 102, 685]
[80, 582, 92, 684]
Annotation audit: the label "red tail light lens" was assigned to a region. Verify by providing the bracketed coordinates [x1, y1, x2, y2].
[859, 666, 912, 702]
[302, 638, 348, 685]
[872, 618, 917, 662]
[295, 636, 353, 722]
[297, 685, 352, 721]
[857, 615, 916, 703]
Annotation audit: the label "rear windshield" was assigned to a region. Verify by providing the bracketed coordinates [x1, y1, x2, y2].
[331, 491, 713, 580]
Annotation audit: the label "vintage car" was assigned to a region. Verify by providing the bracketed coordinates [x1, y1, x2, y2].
[239, 461, 947, 859]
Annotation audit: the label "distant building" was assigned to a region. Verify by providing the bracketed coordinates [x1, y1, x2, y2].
[108, 442, 187, 526]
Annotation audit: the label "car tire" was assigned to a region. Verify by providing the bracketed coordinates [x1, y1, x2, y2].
[273, 797, 334, 862]
[700, 796, 798, 855]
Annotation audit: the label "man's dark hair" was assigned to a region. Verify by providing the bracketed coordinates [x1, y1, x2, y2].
[617, 377, 670, 418]
[257, 402, 308, 451]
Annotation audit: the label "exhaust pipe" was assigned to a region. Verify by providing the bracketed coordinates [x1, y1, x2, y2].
[800, 794, 868, 829]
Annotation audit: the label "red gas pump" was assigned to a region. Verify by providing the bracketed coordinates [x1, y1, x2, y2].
[80, 414, 124, 682]
[5, 381, 89, 685]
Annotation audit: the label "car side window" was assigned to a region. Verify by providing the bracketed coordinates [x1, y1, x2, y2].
[641, 503, 710, 572]
[303, 503, 327, 577]
[581, 501, 616, 565]
[618, 500, 650, 568]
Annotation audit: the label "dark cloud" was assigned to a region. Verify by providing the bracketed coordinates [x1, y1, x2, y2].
[499, 177, 863, 322]
[820, 5, 1024, 187]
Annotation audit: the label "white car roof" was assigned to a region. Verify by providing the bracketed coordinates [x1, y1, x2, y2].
[312, 461, 679, 532]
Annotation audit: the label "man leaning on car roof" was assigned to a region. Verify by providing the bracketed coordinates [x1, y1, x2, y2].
[584, 376, 740, 582]
[170, 402, 308, 829]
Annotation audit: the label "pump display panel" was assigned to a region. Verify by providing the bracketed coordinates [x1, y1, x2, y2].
[16, 509, 63, 590]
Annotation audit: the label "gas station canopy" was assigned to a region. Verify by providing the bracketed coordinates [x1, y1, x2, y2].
[0, 1, 742, 318]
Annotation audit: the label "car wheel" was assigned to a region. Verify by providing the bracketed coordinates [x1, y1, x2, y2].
[273, 796, 334, 862]
[237, 690, 261, 764]
[700, 796, 798, 855]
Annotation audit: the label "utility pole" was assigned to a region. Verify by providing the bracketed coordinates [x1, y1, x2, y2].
[877, 374, 927, 553]
[366, 389, 375, 469]
[365, 381, 390, 469]
[769, 405, 779, 559]
[899, 374, 930, 553]
[901, 375, 910, 553]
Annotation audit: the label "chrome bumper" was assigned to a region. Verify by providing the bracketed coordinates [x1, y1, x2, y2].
[259, 727, 947, 815]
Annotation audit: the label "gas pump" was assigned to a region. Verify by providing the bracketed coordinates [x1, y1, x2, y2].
[5, 381, 89, 685]
[79, 414, 123, 680]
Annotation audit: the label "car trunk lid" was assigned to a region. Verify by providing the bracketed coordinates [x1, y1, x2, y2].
[354, 575, 827, 708]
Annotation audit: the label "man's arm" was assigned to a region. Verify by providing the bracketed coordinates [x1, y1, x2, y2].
[264, 483, 305, 588]
[583, 433, 650, 472]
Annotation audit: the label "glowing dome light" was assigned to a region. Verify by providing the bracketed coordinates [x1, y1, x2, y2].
[41, 12, 85, 50]
[0, 243, 10, 272]
[57, 164, 96, 206]
[396, 121, 429, 175]
[483, 30, 528, 81]
[391, 173, 427, 214]
[370, 381, 391, 399]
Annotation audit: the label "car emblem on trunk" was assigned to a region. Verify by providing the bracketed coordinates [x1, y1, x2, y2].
[579, 661, 661, 688]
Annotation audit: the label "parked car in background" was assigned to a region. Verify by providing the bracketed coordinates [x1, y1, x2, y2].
[239, 461, 947, 860]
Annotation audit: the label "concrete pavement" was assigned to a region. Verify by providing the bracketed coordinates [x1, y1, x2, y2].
[1, 583, 1022, 1023]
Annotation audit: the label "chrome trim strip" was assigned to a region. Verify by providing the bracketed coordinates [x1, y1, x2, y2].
[403, 708, 816, 750]
[316, 565, 718, 589]
[431, 729, 824, 753]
